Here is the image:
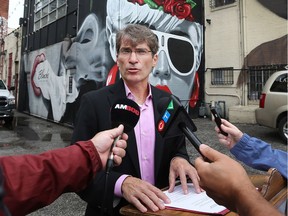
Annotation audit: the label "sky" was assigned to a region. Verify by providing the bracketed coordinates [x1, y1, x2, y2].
[8, 0, 25, 29]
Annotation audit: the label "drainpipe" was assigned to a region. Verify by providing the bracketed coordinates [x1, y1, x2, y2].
[24, 0, 30, 52]
[239, 0, 248, 106]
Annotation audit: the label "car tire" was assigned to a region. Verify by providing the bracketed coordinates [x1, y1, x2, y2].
[278, 116, 288, 143]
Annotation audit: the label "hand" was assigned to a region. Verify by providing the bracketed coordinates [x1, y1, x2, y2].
[168, 157, 201, 194]
[194, 144, 254, 211]
[90, 124, 128, 169]
[122, 176, 171, 213]
[215, 119, 243, 149]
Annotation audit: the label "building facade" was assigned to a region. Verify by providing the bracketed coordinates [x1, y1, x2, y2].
[0, 0, 9, 81]
[16, 0, 287, 125]
[2, 27, 22, 105]
[204, 0, 287, 122]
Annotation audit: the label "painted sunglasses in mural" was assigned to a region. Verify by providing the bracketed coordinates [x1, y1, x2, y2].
[152, 30, 195, 76]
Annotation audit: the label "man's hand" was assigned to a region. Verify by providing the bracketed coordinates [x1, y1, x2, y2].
[90, 124, 128, 169]
[195, 144, 254, 211]
[122, 176, 171, 213]
[168, 157, 201, 194]
[195, 144, 283, 216]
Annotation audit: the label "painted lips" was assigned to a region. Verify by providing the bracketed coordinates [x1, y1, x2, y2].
[31, 53, 46, 96]
[155, 85, 172, 93]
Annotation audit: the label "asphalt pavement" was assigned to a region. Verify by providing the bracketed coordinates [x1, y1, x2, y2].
[0, 111, 286, 215]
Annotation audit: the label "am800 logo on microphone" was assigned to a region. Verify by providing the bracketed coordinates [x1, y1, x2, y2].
[111, 98, 140, 133]
[114, 103, 140, 116]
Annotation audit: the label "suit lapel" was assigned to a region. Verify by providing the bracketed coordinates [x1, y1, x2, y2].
[151, 86, 167, 178]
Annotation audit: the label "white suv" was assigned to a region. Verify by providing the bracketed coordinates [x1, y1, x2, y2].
[255, 70, 288, 143]
[0, 80, 15, 123]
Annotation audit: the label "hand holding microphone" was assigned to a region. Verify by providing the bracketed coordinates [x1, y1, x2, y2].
[106, 98, 140, 173]
[157, 95, 204, 194]
[102, 98, 140, 216]
[90, 124, 128, 169]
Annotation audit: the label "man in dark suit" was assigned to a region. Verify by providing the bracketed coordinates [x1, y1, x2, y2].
[71, 24, 201, 216]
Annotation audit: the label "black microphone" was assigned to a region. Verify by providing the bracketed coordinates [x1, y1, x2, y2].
[102, 98, 140, 216]
[156, 95, 206, 159]
[106, 98, 140, 172]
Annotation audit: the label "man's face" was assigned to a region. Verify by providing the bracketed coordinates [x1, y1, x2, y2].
[116, 40, 158, 85]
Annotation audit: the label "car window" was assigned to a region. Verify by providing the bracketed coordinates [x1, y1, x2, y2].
[0, 81, 6, 90]
[270, 73, 288, 93]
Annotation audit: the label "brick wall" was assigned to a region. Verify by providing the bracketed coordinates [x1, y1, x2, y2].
[0, 0, 8, 19]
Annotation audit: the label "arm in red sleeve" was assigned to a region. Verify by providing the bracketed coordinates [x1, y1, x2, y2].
[1, 140, 102, 216]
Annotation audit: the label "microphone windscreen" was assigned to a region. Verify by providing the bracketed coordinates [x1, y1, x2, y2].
[111, 98, 140, 133]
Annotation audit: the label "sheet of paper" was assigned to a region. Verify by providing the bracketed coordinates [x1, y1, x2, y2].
[163, 183, 229, 215]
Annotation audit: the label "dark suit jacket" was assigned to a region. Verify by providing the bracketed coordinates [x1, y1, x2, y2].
[71, 79, 189, 216]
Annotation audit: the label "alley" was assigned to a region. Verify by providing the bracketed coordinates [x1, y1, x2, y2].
[0, 111, 286, 215]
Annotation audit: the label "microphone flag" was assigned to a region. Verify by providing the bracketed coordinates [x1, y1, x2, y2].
[157, 95, 197, 138]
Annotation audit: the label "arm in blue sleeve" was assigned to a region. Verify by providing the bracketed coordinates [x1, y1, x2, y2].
[231, 133, 287, 179]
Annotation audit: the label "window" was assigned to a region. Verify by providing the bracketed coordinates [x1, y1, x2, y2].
[211, 67, 234, 85]
[270, 73, 288, 93]
[210, 0, 236, 9]
[247, 65, 286, 100]
[34, 0, 67, 31]
[50, 1, 57, 11]
[0, 80, 6, 90]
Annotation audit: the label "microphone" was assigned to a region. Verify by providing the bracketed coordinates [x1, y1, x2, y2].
[102, 98, 140, 216]
[156, 95, 206, 159]
[106, 98, 140, 172]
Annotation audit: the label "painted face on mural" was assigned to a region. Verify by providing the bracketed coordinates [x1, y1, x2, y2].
[106, 0, 203, 106]
[63, 13, 113, 88]
[26, 14, 113, 122]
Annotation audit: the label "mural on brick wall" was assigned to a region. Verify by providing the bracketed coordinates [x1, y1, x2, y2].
[22, 0, 204, 124]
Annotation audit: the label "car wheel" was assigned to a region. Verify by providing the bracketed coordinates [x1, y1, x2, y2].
[278, 116, 288, 143]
